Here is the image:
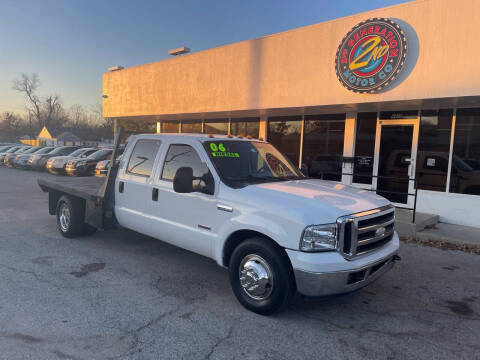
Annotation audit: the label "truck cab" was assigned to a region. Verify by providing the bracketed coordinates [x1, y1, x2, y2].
[40, 133, 400, 315]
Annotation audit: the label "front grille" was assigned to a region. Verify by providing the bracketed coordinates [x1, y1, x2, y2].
[337, 205, 395, 259]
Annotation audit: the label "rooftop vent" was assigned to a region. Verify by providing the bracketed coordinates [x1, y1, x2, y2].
[108, 66, 124, 72]
[168, 46, 191, 56]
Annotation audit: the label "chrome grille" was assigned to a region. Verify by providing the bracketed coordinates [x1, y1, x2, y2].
[337, 205, 395, 259]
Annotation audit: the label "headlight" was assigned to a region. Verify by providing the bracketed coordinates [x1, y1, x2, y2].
[76, 161, 87, 167]
[300, 223, 338, 252]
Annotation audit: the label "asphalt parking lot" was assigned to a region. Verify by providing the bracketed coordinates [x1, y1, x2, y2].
[0, 167, 479, 360]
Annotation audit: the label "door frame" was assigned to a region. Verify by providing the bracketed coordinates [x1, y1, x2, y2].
[372, 117, 420, 208]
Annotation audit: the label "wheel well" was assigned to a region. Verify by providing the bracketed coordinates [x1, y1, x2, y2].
[222, 230, 282, 267]
[50, 192, 86, 216]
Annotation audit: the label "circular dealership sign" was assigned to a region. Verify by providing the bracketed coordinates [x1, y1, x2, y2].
[335, 18, 407, 93]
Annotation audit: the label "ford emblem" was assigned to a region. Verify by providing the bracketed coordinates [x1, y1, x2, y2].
[375, 226, 386, 237]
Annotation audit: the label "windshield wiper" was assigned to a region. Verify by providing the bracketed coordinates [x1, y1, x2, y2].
[225, 175, 286, 182]
[276, 175, 310, 181]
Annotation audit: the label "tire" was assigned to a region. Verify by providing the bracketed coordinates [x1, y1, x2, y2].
[56, 195, 86, 238]
[229, 238, 295, 315]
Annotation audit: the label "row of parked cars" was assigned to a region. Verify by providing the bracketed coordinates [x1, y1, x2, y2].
[0, 143, 121, 177]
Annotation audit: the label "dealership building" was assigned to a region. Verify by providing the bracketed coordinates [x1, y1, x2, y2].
[102, 0, 480, 228]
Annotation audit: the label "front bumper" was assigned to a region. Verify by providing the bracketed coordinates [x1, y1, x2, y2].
[287, 233, 400, 297]
[65, 165, 85, 176]
[15, 161, 30, 169]
[95, 168, 107, 176]
[46, 163, 66, 174]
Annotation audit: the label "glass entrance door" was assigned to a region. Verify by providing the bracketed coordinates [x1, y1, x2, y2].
[373, 119, 419, 207]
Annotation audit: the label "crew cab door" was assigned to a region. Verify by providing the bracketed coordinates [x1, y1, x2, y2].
[150, 142, 217, 257]
[115, 138, 162, 233]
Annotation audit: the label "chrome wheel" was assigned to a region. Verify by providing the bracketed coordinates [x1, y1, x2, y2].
[239, 254, 274, 300]
[59, 202, 71, 232]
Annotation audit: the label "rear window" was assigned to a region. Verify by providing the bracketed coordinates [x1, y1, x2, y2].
[126, 140, 161, 177]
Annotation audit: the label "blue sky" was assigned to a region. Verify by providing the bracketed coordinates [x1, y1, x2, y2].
[0, 0, 409, 114]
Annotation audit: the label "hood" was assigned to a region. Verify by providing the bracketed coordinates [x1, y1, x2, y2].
[35, 153, 53, 158]
[96, 160, 110, 168]
[51, 156, 76, 166]
[68, 157, 97, 165]
[50, 155, 72, 161]
[230, 179, 390, 223]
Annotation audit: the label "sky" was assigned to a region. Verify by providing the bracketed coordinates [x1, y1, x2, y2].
[0, 0, 410, 115]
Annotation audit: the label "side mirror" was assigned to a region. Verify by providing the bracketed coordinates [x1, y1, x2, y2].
[173, 167, 194, 193]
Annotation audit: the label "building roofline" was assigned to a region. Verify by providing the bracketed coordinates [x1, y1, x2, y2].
[103, 0, 419, 74]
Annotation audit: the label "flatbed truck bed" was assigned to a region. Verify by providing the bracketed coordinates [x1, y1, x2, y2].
[38, 174, 105, 201]
[37, 129, 122, 231]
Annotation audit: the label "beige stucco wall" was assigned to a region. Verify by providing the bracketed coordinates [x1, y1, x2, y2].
[102, 0, 480, 119]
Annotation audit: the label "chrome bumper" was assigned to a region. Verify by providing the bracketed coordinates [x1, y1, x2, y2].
[294, 254, 399, 297]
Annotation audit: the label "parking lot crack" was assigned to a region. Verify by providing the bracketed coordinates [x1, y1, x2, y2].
[0, 263, 52, 285]
[102, 306, 180, 360]
[204, 324, 234, 360]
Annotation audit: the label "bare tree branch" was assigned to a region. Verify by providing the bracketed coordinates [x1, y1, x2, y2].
[12, 73, 42, 127]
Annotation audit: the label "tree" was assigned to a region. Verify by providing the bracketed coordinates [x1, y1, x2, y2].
[12, 73, 65, 131]
[12, 73, 42, 128]
[6, 73, 115, 143]
[0, 112, 30, 141]
[44, 95, 63, 129]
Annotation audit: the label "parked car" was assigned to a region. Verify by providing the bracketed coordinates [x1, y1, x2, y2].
[95, 154, 123, 176]
[0, 145, 15, 152]
[28, 146, 79, 171]
[65, 148, 113, 176]
[3, 146, 31, 167]
[0, 146, 25, 165]
[38, 134, 400, 315]
[46, 147, 98, 175]
[15, 147, 55, 169]
[7, 146, 43, 168]
[382, 150, 480, 195]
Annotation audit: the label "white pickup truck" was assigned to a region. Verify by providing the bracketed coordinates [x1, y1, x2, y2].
[38, 132, 400, 315]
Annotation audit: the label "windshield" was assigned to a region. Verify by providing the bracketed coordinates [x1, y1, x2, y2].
[15, 147, 30, 153]
[203, 140, 304, 187]
[6, 147, 20, 153]
[23, 147, 41, 154]
[35, 147, 54, 154]
[87, 149, 112, 160]
[70, 148, 91, 157]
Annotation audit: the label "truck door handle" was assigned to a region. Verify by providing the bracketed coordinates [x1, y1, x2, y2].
[152, 188, 158, 201]
[119, 181, 124, 193]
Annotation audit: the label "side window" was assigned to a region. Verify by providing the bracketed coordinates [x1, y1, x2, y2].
[161, 144, 212, 192]
[126, 139, 161, 177]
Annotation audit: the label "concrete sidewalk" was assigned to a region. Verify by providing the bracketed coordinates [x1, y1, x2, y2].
[415, 222, 480, 249]
[395, 209, 480, 253]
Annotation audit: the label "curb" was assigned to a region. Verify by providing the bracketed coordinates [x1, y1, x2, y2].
[400, 237, 480, 255]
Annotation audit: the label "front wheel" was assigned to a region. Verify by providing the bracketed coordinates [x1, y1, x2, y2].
[229, 238, 295, 315]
